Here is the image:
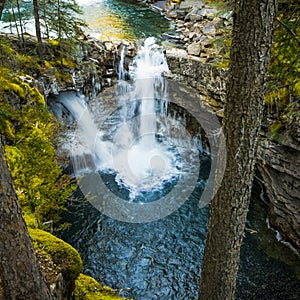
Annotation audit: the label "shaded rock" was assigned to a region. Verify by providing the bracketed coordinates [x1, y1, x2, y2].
[166, 49, 227, 102]
[220, 10, 234, 21]
[257, 139, 300, 252]
[212, 17, 225, 30]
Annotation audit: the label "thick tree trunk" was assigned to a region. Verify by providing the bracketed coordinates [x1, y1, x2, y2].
[0, 137, 53, 300]
[198, 0, 277, 299]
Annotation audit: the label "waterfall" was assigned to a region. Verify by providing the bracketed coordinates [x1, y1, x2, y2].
[57, 37, 198, 202]
[59, 92, 112, 171]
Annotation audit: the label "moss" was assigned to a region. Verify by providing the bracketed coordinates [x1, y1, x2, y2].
[54, 69, 74, 87]
[24, 212, 39, 228]
[59, 57, 77, 69]
[29, 228, 82, 281]
[48, 39, 60, 47]
[74, 274, 132, 300]
[44, 60, 54, 68]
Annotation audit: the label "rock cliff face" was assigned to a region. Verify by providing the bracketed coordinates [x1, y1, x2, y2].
[166, 48, 226, 114]
[165, 49, 300, 253]
[257, 138, 300, 251]
[38, 37, 120, 98]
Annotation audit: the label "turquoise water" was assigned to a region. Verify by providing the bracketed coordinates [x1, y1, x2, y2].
[78, 0, 174, 41]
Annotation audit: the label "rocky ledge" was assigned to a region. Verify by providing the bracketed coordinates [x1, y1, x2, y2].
[152, 0, 232, 62]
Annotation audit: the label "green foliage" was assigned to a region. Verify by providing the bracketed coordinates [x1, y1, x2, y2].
[29, 228, 82, 281]
[267, 14, 300, 103]
[74, 274, 131, 300]
[265, 2, 300, 140]
[0, 65, 72, 225]
[2, 1, 86, 38]
[1, 0, 33, 23]
[0, 34, 79, 225]
[39, 0, 87, 39]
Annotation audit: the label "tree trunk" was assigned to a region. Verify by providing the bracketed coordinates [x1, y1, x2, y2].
[0, 0, 5, 21]
[198, 0, 277, 299]
[0, 137, 53, 300]
[16, 0, 25, 50]
[33, 0, 43, 59]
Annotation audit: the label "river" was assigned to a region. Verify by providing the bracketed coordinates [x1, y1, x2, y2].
[77, 0, 175, 41]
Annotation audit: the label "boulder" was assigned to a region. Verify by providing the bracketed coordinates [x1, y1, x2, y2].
[166, 8, 187, 18]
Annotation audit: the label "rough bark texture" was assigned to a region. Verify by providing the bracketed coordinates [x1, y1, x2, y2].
[198, 0, 277, 299]
[0, 137, 53, 300]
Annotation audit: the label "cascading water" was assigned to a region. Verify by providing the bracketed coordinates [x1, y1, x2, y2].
[59, 37, 200, 202]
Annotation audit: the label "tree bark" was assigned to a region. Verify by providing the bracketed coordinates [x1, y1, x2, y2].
[0, 137, 53, 300]
[198, 0, 277, 299]
[33, 0, 43, 59]
[0, 0, 5, 21]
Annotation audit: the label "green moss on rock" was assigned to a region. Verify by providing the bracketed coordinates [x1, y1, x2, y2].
[29, 228, 82, 281]
[74, 274, 132, 300]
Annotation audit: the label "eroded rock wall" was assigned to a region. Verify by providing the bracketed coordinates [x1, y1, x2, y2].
[166, 49, 226, 113]
[166, 51, 300, 252]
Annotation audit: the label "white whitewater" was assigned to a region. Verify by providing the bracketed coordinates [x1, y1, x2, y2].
[59, 37, 197, 201]
[112, 37, 180, 198]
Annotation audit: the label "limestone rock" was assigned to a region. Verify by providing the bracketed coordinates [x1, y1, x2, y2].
[198, 7, 218, 18]
[202, 23, 217, 34]
[179, 0, 205, 10]
[189, 13, 203, 21]
[187, 42, 202, 56]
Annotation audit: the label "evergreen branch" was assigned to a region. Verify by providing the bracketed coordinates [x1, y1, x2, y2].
[276, 17, 300, 46]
